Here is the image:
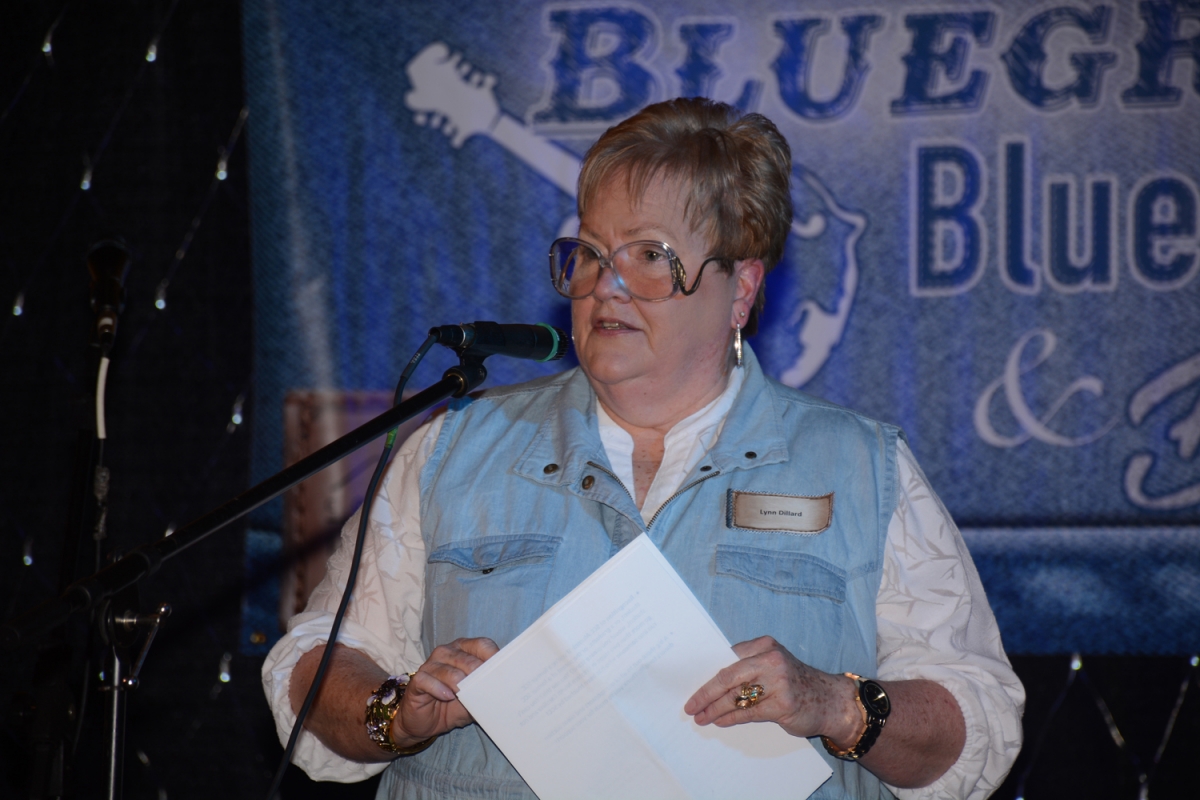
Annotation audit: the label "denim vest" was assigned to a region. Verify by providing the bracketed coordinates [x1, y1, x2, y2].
[381, 350, 899, 800]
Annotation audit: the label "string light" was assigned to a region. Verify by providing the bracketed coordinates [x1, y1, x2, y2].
[12, 292, 24, 316]
[218, 652, 232, 683]
[22, 538, 33, 566]
[40, 7, 64, 63]
[1070, 653, 1082, 671]
[163, 522, 176, 538]
[154, 107, 247, 310]
[227, 393, 245, 432]
[10, 0, 184, 317]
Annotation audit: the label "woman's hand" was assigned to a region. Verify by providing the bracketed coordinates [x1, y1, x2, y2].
[683, 635, 862, 746]
[684, 635, 968, 789]
[391, 637, 499, 747]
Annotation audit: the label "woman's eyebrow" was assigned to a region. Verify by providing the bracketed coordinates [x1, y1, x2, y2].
[576, 224, 675, 244]
[624, 225, 669, 239]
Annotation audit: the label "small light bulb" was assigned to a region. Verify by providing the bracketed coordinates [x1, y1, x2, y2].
[1191, 655, 1199, 668]
[163, 523, 176, 537]
[80, 166, 92, 191]
[1070, 654, 1082, 671]
[154, 281, 168, 310]
[22, 539, 33, 566]
[12, 292, 24, 316]
[42, 40, 52, 54]
[145, 43, 157, 62]
[230, 393, 245, 427]
[218, 652, 233, 683]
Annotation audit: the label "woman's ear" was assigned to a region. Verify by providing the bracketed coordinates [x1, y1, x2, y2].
[732, 258, 765, 324]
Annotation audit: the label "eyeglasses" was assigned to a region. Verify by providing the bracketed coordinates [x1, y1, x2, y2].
[548, 238, 726, 302]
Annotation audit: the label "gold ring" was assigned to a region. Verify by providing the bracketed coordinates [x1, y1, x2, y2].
[735, 683, 766, 709]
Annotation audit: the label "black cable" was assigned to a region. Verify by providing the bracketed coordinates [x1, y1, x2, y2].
[266, 333, 438, 800]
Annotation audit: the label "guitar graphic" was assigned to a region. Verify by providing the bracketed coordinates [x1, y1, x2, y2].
[404, 42, 579, 197]
[403, 41, 861, 387]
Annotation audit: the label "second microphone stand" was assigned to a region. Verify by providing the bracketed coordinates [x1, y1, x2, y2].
[2, 354, 489, 654]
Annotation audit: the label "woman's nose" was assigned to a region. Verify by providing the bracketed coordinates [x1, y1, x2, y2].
[590, 260, 631, 301]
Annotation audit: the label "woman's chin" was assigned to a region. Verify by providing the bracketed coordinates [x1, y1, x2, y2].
[577, 350, 649, 389]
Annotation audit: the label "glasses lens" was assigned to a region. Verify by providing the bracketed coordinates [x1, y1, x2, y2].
[550, 239, 601, 298]
[612, 242, 676, 300]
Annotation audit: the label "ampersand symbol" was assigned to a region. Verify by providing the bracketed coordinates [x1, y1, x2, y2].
[974, 328, 1117, 448]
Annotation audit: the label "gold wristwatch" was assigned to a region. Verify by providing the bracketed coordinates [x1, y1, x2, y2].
[821, 672, 891, 761]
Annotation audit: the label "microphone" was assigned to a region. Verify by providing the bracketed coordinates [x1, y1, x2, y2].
[87, 238, 131, 348]
[430, 321, 569, 362]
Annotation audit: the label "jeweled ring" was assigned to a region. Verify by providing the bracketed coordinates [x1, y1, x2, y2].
[735, 683, 766, 709]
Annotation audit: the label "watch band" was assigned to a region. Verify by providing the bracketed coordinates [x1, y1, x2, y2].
[365, 674, 438, 755]
[821, 672, 890, 761]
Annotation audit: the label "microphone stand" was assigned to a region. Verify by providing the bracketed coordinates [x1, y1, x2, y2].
[3, 352, 490, 798]
[21, 239, 131, 800]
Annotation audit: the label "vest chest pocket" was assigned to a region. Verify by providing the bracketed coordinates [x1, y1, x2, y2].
[710, 545, 846, 674]
[426, 534, 562, 649]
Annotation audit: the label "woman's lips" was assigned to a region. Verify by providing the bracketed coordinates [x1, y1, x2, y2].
[593, 319, 638, 332]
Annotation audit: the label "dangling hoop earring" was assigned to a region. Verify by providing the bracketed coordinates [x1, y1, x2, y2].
[734, 324, 744, 369]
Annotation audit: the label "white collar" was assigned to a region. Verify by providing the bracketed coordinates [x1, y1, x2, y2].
[597, 366, 746, 522]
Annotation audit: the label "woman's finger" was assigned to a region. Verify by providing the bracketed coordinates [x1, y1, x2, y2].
[684, 657, 765, 716]
[456, 637, 500, 661]
[418, 637, 499, 694]
[730, 635, 779, 659]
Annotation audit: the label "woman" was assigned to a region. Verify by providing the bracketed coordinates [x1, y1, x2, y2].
[264, 98, 1023, 799]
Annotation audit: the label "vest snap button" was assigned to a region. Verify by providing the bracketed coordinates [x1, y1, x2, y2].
[582, 475, 595, 490]
[700, 465, 712, 472]
[543, 463, 559, 474]
[745, 451, 757, 459]
[481, 568, 494, 575]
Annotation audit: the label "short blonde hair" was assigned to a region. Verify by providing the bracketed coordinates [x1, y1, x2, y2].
[577, 97, 793, 335]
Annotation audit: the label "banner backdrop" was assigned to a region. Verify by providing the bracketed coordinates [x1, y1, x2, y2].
[241, 0, 1200, 653]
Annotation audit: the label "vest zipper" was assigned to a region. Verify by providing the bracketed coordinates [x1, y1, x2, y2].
[644, 470, 723, 530]
[585, 461, 724, 531]
[584, 460, 636, 505]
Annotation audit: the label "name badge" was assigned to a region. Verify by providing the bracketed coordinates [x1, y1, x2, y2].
[727, 490, 834, 534]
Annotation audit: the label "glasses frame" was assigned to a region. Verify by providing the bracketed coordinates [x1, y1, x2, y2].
[548, 237, 729, 302]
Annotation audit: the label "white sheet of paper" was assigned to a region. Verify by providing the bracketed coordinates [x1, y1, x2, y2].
[456, 534, 833, 800]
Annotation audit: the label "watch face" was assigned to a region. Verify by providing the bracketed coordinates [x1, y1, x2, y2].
[861, 680, 891, 717]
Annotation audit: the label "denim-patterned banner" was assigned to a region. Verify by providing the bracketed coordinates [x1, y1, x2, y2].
[241, 0, 1200, 653]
